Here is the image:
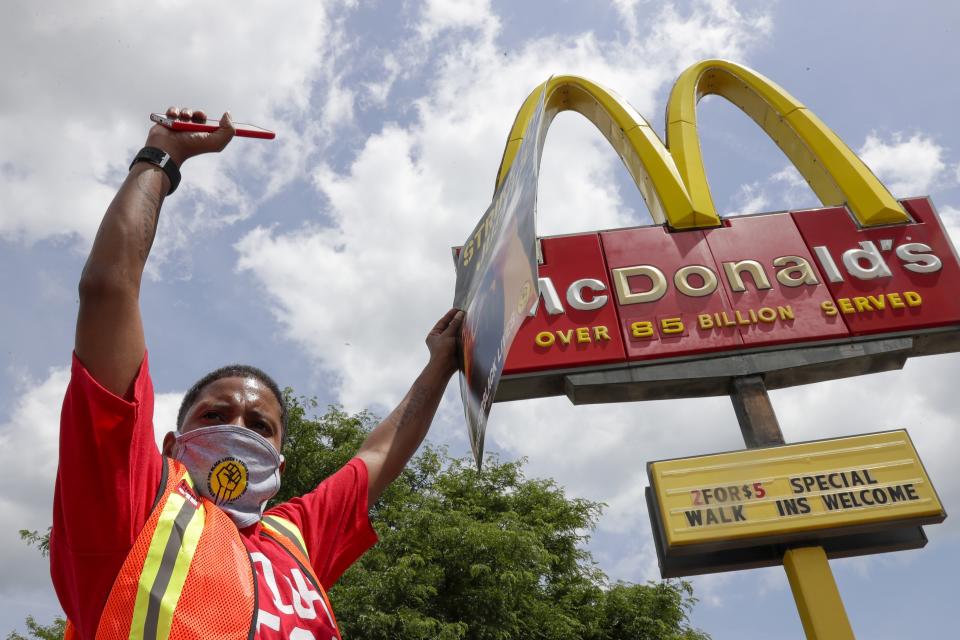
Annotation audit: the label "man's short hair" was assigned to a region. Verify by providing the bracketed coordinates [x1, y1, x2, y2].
[176, 364, 288, 447]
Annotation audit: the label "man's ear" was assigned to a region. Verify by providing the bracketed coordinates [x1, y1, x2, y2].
[279, 454, 286, 476]
[161, 431, 176, 457]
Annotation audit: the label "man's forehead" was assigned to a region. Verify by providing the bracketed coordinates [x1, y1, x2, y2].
[196, 377, 281, 411]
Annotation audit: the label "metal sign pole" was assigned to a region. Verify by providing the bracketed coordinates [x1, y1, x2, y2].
[730, 376, 856, 640]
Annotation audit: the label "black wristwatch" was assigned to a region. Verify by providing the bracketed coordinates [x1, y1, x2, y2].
[130, 147, 181, 195]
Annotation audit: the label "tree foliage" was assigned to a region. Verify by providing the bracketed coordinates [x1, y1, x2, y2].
[276, 396, 710, 640]
[13, 396, 709, 640]
[5, 617, 65, 640]
[17, 529, 50, 558]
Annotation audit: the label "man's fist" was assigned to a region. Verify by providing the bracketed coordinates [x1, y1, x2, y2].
[144, 106, 236, 165]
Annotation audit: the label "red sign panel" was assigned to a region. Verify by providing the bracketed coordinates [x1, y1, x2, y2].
[703, 212, 849, 348]
[503, 198, 960, 376]
[509, 233, 626, 373]
[600, 225, 741, 360]
[791, 198, 960, 336]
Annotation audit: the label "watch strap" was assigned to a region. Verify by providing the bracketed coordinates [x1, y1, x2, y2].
[130, 147, 181, 195]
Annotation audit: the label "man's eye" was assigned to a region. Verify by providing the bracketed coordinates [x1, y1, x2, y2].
[203, 411, 222, 420]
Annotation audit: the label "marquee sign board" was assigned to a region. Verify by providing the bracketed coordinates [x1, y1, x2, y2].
[498, 197, 960, 403]
[645, 430, 946, 577]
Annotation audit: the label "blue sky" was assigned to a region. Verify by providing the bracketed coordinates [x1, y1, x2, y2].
[2, 1, 959, 637]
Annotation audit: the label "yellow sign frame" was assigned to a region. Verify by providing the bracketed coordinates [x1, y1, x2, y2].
[648, 430, 945, 553]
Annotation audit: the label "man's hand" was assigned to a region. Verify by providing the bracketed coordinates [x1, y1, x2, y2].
[144, 107, 236, 165]
[425, 308, 465, 379]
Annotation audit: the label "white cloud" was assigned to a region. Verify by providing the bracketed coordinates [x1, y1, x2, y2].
[0, 366, 70, 593]
[725, 164, 830, 218]
[610, 0, 642, 38]
[0, 364, 182, 598]
[236, 0, 773, 414]
[725, 180, 770, 216]
[491, 394, 742, 533]
[155, 391, 186, 447]
[937, 205, 960, 249]
[361, 54, 402, 107]
[418, 0, 498, 42]
[767, 163, 820, 211]
[0, 0, 347, 269]
[858, 132, 947, 197]
[769, 165, 806, 189]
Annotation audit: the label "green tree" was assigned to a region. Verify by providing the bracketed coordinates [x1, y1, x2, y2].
[17, 530, 50, 558]
[8, 531, 66, 640]
[5, 617, 65, 640]
[278, 397, 709, 640]
[13, 398, 709, 640]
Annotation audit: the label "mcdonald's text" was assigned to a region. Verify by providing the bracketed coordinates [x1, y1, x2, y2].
[503, 197, 960, 375]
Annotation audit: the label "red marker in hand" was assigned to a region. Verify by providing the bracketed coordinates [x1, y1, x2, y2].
[150, 110, 275, 140]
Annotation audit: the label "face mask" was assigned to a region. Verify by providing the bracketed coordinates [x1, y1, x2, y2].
[171, 424, 283, 528]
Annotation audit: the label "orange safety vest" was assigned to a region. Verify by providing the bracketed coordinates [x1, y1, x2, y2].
[65, 458, 343, 640]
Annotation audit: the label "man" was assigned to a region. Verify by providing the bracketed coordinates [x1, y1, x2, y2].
[51, 107, 463, 639]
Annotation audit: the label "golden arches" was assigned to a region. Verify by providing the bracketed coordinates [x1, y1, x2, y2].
[667, 59, 909, 227]
[494, 76, 712, 230]
[496, 61, 909, 230]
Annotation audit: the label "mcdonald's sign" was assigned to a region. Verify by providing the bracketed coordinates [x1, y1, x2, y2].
[496, 60, 960, 403]
[645, 430, 945, 578]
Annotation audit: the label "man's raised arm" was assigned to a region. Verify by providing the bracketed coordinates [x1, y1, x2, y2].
[357, 308, 464, 504]
[75, 109, 235, 396]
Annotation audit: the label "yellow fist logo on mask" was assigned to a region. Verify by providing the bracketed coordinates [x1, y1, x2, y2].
[208, 457, 249, 504]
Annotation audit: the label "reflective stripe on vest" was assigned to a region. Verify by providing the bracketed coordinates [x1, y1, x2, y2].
[261, 515, 308, 559]
[128, 472, 205, 640]
[84, 458, 254, 640]
[260, 515, 343, 640]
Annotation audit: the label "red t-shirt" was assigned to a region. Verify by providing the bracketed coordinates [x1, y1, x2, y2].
[51, 353, 377, 639]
